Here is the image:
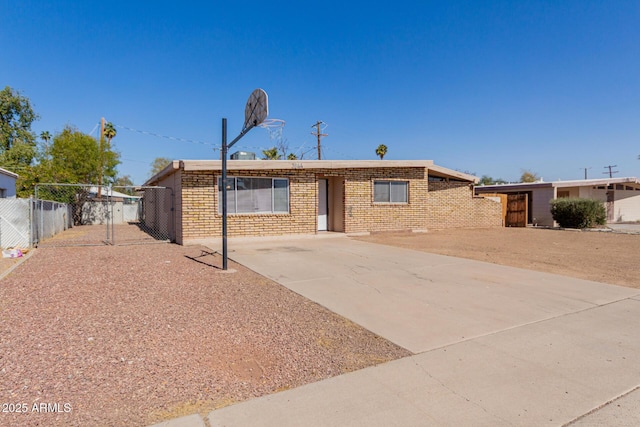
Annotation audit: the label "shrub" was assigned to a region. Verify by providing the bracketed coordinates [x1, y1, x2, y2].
[550, 198, 607, 229]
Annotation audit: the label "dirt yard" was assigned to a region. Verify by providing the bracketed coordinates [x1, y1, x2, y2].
[2, 226, 637, 426]
[0, 227, 409, 427]
[356, 227, 639, 288]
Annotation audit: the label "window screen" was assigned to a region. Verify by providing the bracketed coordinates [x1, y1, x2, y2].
[219, 177, 289, 214]
[373, 181, 408, 203]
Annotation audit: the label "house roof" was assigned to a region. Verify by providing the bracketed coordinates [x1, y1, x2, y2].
[145, 159, 478, 185]
[0, 167, 19, 179]
[88, 186, 142, 199]
[476, 177, 640, 192]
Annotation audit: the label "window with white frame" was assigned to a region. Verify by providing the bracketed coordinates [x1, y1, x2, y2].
[373, 180, 408, 203]
[218, 177, 289, 214]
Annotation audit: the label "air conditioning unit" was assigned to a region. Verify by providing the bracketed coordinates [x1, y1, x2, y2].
[230, 151, 256, 160]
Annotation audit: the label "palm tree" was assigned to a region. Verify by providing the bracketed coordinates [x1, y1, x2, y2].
[287, 153, 298, 160]
[375, 144, 388, 160]
[262, 147, 281, 160]
[40, 130, 51, 144]
[97, 121, 117, 197]
[104, 122, 116, 144]
[40, 131, 52, 158]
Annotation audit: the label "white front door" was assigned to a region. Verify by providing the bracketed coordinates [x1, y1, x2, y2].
[318, 179, 328, 231]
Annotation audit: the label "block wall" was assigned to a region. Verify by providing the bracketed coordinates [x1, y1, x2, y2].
[342, 168, 428, 233]
[427, 181, 503, 229]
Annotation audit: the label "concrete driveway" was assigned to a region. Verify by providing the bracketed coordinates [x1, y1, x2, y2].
[608, 223, 640, 234]
[199, 235, 640, 426]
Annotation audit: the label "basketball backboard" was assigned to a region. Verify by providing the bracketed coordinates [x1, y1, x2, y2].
[243, 88, 268, 130]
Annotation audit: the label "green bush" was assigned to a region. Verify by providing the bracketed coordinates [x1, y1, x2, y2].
[550, 198, 607, 229]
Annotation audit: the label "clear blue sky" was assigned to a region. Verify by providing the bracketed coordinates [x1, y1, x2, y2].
[2, 0, 639, 185]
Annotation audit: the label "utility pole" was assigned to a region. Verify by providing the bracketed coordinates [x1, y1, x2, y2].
[603, 165, 618, 178]
[580, 167, 592, 180]
[98, 117, 105, 198]
[311, 121, 327, 160]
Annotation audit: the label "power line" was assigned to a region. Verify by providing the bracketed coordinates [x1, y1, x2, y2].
[322, 145, 358, 160]
[115, 123, 220, 150]
[88, 122, 100, 137]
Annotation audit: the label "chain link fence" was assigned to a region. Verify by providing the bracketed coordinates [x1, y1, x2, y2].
[30, 184, 174, 247]
[109, 186, 174, 245]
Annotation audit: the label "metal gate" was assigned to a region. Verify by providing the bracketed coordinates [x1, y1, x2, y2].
[33, 184, 173, 247]
[109, 186, 174, 245]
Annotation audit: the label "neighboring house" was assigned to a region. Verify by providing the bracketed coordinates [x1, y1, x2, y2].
[0, 167, 18, 198]
[145, 160, 503, 244]
[83, 186, 142, 225]
[87, 186, 142, 203]
[475, 177, 640, 226]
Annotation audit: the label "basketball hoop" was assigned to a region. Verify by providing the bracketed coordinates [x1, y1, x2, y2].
[243, 89, 268, 131]
[259, 118, 285, 143]
[259, 118, 285, 128]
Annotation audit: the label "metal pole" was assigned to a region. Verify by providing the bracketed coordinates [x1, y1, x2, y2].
[106, 188, 110, 244]
[110, 189, 115, 245]
[220, 117, 257, 271]
[222, 118, 228, 270]
[29, 196, 33, 247]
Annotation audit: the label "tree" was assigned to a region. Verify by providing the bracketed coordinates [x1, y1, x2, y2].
[520, 169, 540, 183]
[114, 175, 136, 195]
[478, 175, 508, 185]
[375, 144, 388, 160]
[287, 153, 298, 160]
[114, 175, 134, 187]
[0, 86, 39, 172]
[97, 122, 118, 197]
[40, 130, 51, 145]
[262, 147, 281, 160]
[104, 122, 116, 144]
[46, 125, 119, 184]
[150, 157, 171, 177]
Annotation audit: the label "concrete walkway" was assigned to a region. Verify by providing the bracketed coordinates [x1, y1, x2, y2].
[153, 235, 640, 426]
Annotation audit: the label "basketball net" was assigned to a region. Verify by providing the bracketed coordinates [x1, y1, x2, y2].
[259, 118, 286, 145]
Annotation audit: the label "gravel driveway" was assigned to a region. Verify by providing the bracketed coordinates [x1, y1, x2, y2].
[0, 226, 409, 427]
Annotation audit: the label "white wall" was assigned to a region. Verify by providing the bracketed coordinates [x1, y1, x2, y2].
[577, 186, 640, 222]
[577, 186, 606, 200]
[82, 201, 141, 225]
[0, 173, 17, 198]
[613, 190, 640, 222]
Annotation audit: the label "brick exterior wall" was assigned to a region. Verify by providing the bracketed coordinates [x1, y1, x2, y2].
[342, 168, 428, 233]
[426, 181, 503, 229]
[180, 167, 430, 241]
[175, 167, 502, 242]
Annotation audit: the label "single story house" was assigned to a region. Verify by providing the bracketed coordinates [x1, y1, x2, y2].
[0, 167, 18, 198]
[475, 177, 640, 226]
[145, 160, 503, 244]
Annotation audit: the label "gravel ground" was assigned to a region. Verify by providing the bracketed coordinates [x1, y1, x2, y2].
[0, 226, 410, 427]
[356, 227, 640, 288]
